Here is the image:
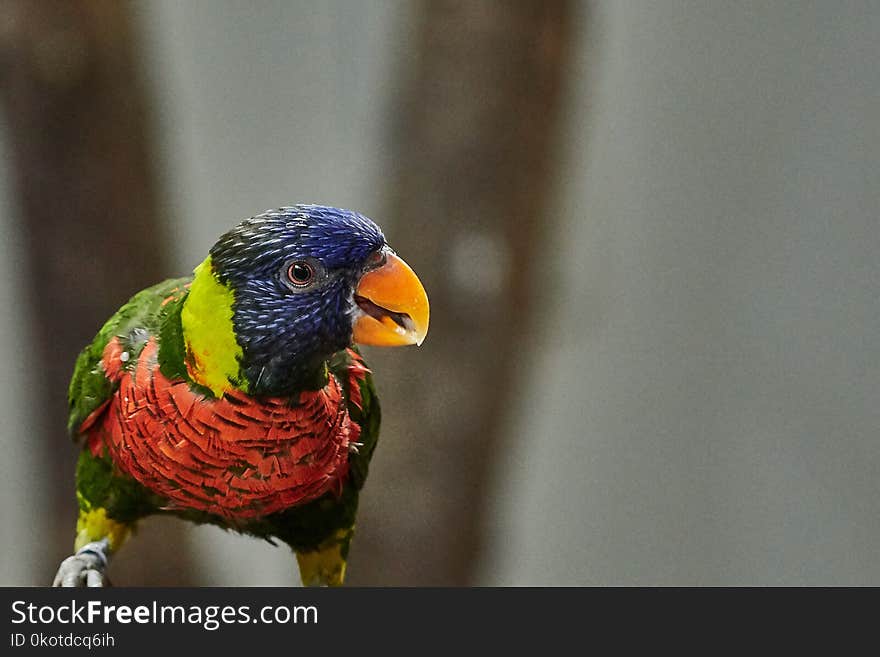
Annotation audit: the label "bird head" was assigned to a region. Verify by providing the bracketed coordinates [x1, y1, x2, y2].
[180, 205, 429, 396]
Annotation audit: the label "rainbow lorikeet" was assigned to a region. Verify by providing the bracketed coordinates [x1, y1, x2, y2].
[52, 206, 429, 587]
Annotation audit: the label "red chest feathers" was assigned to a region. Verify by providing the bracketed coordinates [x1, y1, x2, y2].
[86, 338, 362, 519]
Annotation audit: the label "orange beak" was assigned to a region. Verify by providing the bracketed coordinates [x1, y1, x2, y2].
[352, 251, 429, 347]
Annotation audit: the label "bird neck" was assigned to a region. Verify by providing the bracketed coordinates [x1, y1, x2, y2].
[179, 256, 247, 397]
[172, 256, 330, 398]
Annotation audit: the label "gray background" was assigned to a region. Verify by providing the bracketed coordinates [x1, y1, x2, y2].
[2, 1, 878, 585]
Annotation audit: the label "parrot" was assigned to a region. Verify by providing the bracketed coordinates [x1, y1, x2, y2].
[52, 205, 429, 587]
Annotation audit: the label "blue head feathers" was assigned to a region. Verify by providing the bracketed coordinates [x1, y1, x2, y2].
[209, 205, 386, 394]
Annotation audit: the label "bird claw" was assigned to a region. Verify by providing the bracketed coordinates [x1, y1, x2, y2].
[348, 441, 364, 454]
[53, 538, 111, 587]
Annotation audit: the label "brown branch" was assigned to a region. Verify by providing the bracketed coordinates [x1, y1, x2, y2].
[349, 0, 576, 585]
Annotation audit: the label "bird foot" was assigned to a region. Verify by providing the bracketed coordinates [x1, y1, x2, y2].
[52, 538, 111, 587]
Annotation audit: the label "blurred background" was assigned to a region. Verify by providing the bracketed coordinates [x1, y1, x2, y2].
[1, 0, 878, 586]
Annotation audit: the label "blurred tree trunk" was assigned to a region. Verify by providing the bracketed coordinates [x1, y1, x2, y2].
[0, 0, 195, 585]
[350, 0, 575, 584]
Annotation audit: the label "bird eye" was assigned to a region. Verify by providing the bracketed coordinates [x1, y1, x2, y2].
[366, 249, 387, 270]
[286, 261, 315, 287]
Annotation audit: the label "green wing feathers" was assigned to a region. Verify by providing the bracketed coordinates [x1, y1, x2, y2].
[67, 278, 191, 439]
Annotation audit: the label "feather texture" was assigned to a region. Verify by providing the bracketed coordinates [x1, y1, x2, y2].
[87, 337, 362, 519]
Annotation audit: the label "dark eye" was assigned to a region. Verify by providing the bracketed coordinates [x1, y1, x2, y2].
[286, 261, 315, 287]
[366, 249, 387, 270]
